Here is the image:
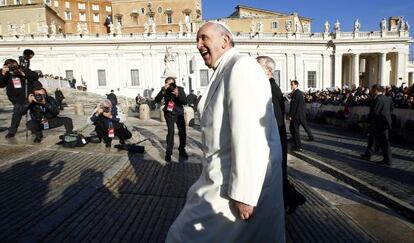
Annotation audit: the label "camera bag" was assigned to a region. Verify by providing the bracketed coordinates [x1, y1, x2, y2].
[59, 132, 88, 148]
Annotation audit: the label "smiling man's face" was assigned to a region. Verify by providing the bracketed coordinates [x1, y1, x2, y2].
[196, 23, 231, 69]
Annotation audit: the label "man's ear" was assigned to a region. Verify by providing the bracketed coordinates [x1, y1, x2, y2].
[222, 35, 230, 49]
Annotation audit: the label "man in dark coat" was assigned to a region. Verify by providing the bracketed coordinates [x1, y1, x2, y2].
[0, 59, 42, 138]
[106, 89, 118, 106]
[361, 84, 393, 164]
[289, 80, 314, 150]
[154, 77, 188, 162]
[257, 56, 306, 214]
[186, 90, 198, 111]
[55, 88, 65, 110]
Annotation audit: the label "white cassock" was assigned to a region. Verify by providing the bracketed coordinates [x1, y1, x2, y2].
[166, 48, 285, 243]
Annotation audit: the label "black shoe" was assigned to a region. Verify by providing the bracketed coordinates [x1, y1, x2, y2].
[307, 137, 314, 141]
[5, 133, 15, 139]
[179, 150, 189, 160]
[105, 141, 112, 148]
[165, 153, 172, 162]
[376, 159, 391, 165]
[360, 154, 371, 161]
[286, 193, 307, 215]
[33, 136, 42, 143]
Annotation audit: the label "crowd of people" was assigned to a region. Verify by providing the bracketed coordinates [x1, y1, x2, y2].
[303, 83, 414, 109]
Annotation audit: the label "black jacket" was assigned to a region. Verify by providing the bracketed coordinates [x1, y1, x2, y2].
[18, 95, 60, 122]
[154, 86, 187, 115]
[269, 78, 285, 127]
[187, 93, 198, 106]
[107, 93, 118, 106]
[0, 68, 41, 104]
[55, 90, 65, 101]
[368, 94, 393, 132]
[289, 89, 306, 120]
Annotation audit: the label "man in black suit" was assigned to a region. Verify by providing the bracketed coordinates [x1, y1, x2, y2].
[154, 77, 188, 162]
[257, 56, 306, 214]
[361, 84, 393, 164]
[289, 80, 314, 150]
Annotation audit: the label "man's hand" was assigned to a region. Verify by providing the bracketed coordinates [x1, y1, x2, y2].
[172, 88, 179, 97]
[232, 200, 254, 220]
[28, 94, 35, 103]
[1, 65, 9, 75]
[288, 116, 292, 121]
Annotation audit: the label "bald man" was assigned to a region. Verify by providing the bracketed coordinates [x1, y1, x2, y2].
[166, 22, 285, 243]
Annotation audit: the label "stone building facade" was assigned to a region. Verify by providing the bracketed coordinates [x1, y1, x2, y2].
[111, 0, 202, 33]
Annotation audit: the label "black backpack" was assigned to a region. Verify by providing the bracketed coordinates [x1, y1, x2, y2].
[59, 132, 88, 148]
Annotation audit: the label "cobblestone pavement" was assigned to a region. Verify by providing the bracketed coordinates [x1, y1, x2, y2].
[290, 122, 414, 214]
[0, 107, 412, 242]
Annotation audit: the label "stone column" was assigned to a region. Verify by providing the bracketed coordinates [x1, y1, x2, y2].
[395, 51, 408, 86]
[379, 52, 387, 86]
[294, 54, 303, 87]
[286, 53, 295, 85]
[322, 54, 331, 89]
[334, 53, 343, 88]
[353, 53, 360, 87]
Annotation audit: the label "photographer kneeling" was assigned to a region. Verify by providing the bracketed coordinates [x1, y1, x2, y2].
[89, 99, 131, 147]
[154, 77, 188, 162]
[21, 87, 73, 143]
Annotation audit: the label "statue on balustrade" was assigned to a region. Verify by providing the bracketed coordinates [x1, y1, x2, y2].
[258, 21, 264, 33]
[151, 21, 157, 34]
[178, 21, 183, 34]
[77, 22, 82, 35]
[334, 20, 341, 32]
[250, 22, 256, 33]
[50, 22, 57, 36]
[285, 21, 292, 32]
[115, 22, 122, 35]
[324, 21, 330, 33]
[185, 21, 191, 33]
[108, 22, 114, 34]
[18, 23, 25, 36]
[399, 17, 406, 31]
[354, 19, 361, 32]
[144, 22, 149, 34]
[380, 18, 387, 31]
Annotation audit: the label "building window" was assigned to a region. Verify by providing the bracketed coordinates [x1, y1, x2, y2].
[44, 0, 51, 5]
[158, 6, 162, 13]
[92, 4, 99, 11]
[131, 69, 140, 86]
[65, 70, 74, 80]
[166, 13, 172, 24]
[200, 69, 209, 86]
[54, 0, 58, 7]
[308, 71, 316, 88]
[141, 8, 145, 14]
[64, 11, 72, 20]
[78, 3, 85, 10]
[15, 0, 21, 4]
[273, 70, 281, 86]
[0, 0, 5, 6]
[79, 12, 86, 22]
[98, 70, 106, 86]
[272, 21, 278, 29]
[65, 1, 69, 8]
[106, 6, 112, 12]
[93, 13, 99, 23]
[27, 0, 32, 3]
[185, 13, 190, 23]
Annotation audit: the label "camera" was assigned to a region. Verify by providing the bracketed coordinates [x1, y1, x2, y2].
[102, 107, 110, 113]
[166, 82, 177, 94]
[8, 65, 19, 76]
[34, 94, 45, 102]
[19, 56, 30, 69]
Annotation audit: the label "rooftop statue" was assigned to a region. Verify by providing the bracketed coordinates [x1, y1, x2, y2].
[354, 19, 361, 32]
[380, 18, 387, 31]
[334, 19, 341, 32]
[324, 21, 330, 33]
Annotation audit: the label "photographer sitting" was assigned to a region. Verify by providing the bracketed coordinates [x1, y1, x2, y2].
[154, 77, 188, 162]
[0, 59, 42, 138]
[20, 87, 74, 143]
[89, 99, 131, 147]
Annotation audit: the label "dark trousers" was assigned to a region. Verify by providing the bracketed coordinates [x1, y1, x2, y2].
[94, 117, 132, 143]
[365, 129, 392, 161]
[279, 123, 305, 206]
[9, 103, 26, 134]
[164, 112, 186, 154]
[289, 116, 313, 148]
[27, 117, 73, 137]
[56, 99, 64, 110]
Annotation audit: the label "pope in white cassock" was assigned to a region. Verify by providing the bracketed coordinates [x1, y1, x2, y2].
[166, 22, 285, 243]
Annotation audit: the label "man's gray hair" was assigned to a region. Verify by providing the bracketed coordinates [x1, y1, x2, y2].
[205, 21, 235, 47]
[256, 56, 276, 72]
[100, 99, 113, 108]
